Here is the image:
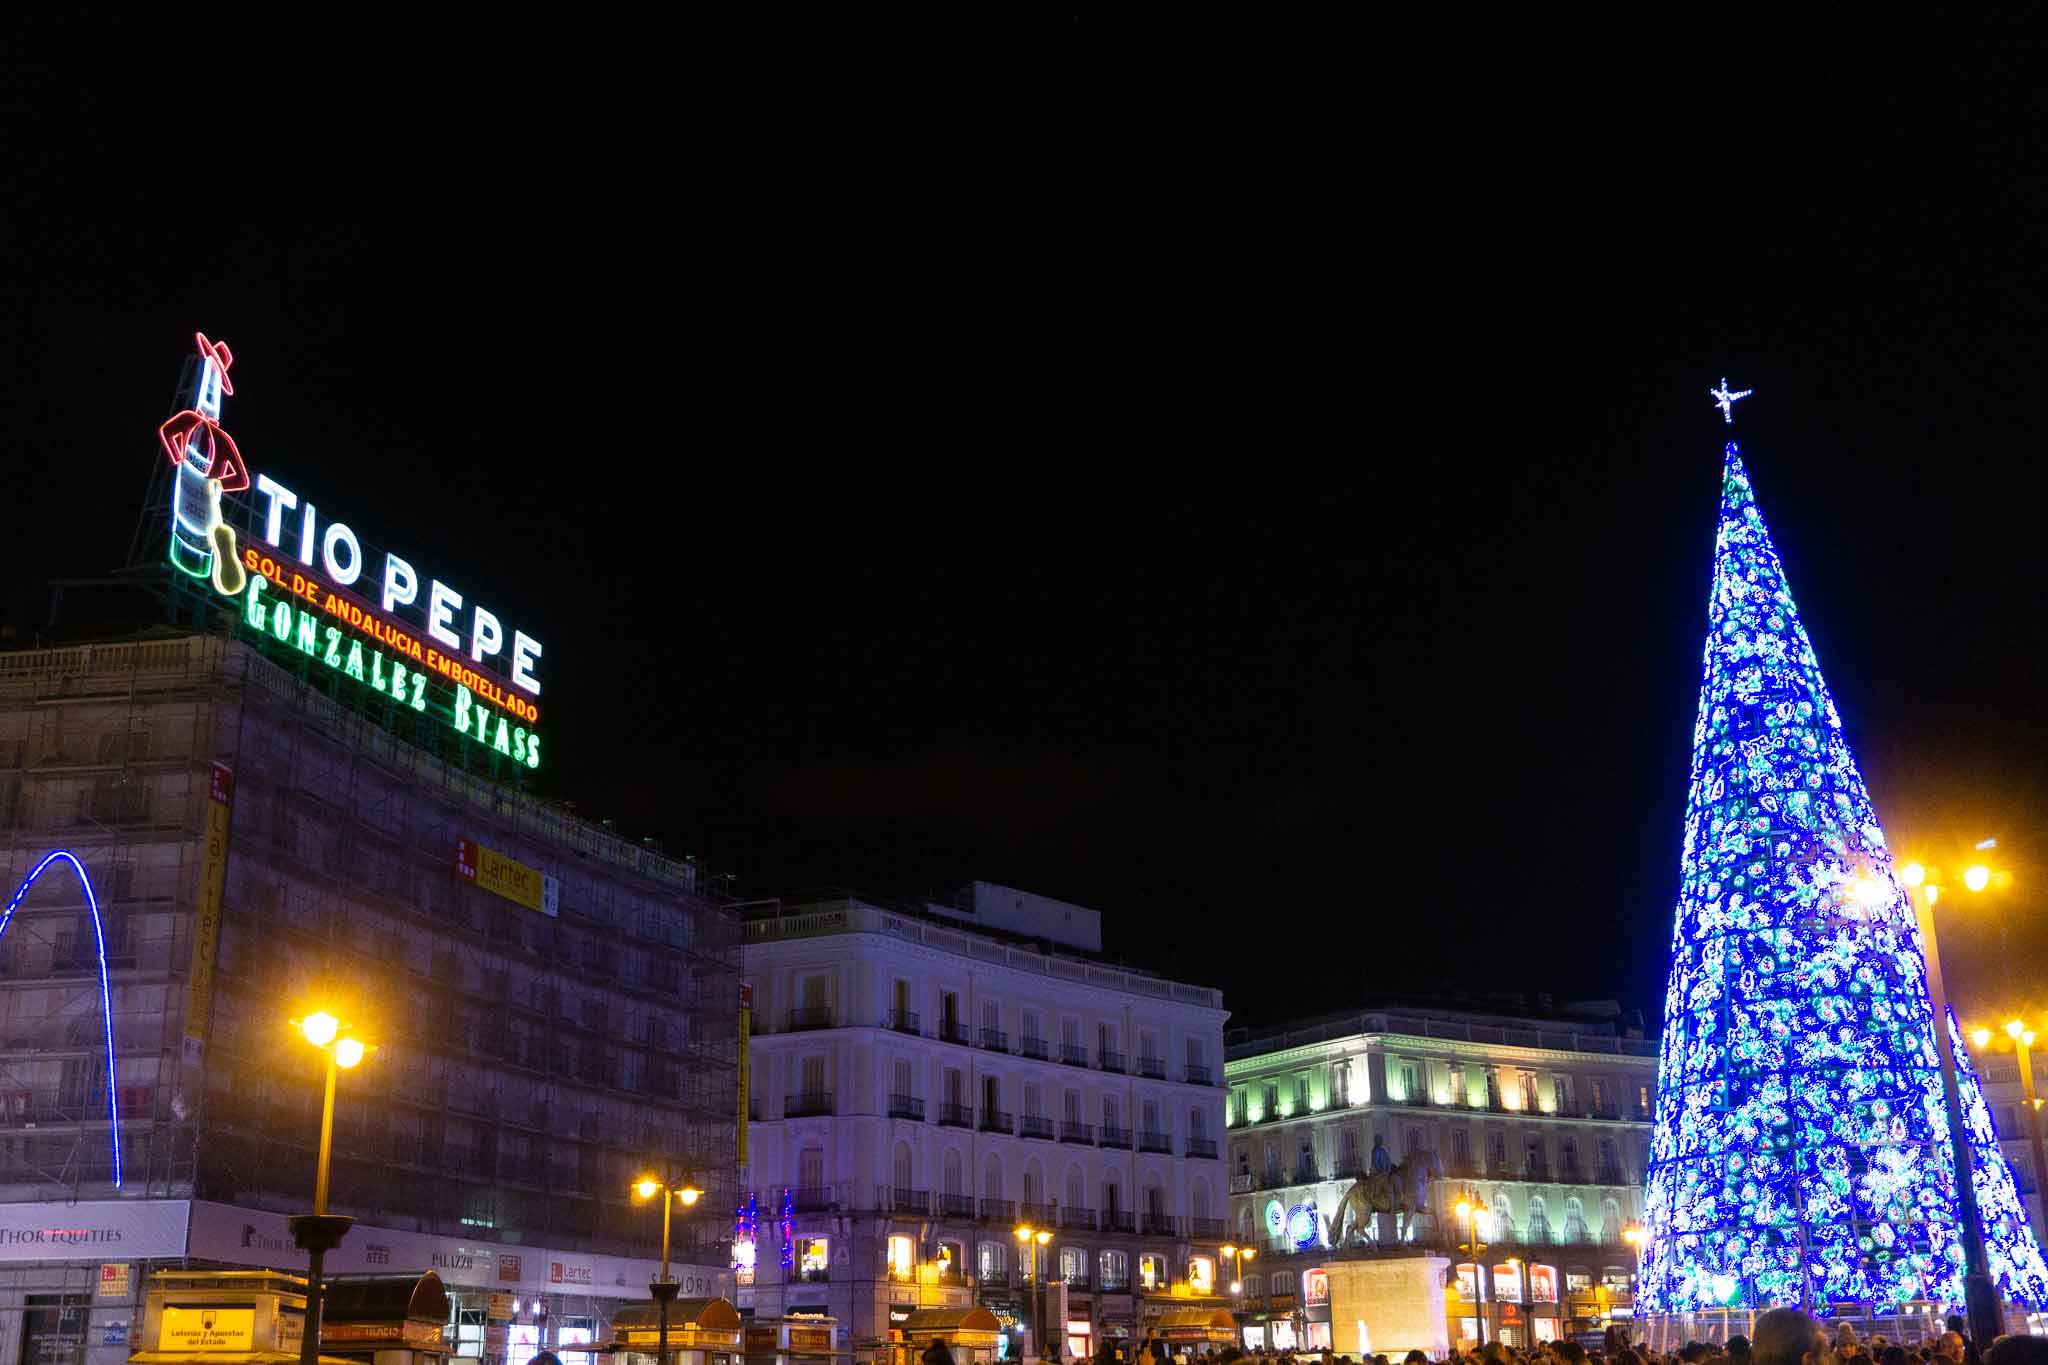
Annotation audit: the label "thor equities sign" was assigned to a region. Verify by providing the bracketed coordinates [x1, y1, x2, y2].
[0, 1202, 189, 1262]
[159, 332, 546, 770]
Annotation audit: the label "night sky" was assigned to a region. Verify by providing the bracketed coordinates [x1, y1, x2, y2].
[8, 23, 2048, 1032]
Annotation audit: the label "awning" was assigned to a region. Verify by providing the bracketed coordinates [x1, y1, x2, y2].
[896, 1308, 1000, 1340]
[1144, 1309, 1235, 1343]
[321, 1272, 451, 1327]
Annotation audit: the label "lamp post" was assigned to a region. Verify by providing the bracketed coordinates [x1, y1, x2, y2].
[1013, 1226, 1053, 1360]
[288, 1012, 370, 1365]
[1894, 860, 2003, 1348]
[1968, 1022, 2048, 1238]
[1454, 1199, 1487, 1349]
[1620, 1227, 1644, 1345]
[1218, 1244, 1254, 1299]
[635, 1173, 704, 1365]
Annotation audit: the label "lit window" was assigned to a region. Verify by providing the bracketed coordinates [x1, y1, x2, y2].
[887, 1235, 914, 1281]
[1187, 1256, 1214, 1294]
[800, 1237, 829, 1279]
[1138, 1254, 1166, 1291]
[1060, 1246, 1088, 1285]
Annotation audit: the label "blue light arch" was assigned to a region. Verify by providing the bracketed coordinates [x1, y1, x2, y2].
[0, 851, 122, 1187]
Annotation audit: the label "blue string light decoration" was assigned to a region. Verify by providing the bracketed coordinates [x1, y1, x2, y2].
[0, 851, 121, 1188]
[1639, 444, 2048, 1316]
[778, 1185, 796, 1271]
[1948, 1010, 2048, 1301]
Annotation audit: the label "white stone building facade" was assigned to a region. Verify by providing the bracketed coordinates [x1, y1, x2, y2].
[1224, 1001, 1657, 1350]
[739, 885, 1230, 1359]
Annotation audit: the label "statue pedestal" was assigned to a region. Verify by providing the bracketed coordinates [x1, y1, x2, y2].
[1322, 1256, 1450, 1360]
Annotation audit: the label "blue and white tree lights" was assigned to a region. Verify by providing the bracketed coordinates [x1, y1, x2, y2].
[1638, 443, 2048, 1316]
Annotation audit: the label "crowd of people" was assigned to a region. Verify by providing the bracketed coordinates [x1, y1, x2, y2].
[924, 1310, 2048, 1365]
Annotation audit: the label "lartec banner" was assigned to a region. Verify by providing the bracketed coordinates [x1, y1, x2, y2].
[456, 837, 558, 917]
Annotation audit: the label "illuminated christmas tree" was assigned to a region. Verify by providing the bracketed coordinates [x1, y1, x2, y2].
[1638, 439, 2048, 1317]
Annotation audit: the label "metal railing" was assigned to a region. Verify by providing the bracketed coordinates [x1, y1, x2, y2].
[792, 1185, 836, 1211]
[937, 1192, 974, 1218]
[1019, 1037, 1050, 1060]
[937, 1101, 973, 1128]
[980, 1028, 1008, 1052]
[1138, 1130, 1173, 1154]
[1137, 1057, 1166, 1079]
[786, 1091, 834, 1117]
[1186, 1137, 1218, 1159]
[1020, 1115, 1056, 1140]
[1060, 1120, 1096, 1145]
[888, 1009, 921, 1035]
[888, 1093, 925, 1121]
[787, 1005, 835, 1032]
[1059, 1205, 1097, 1231]
[1098, 1050, 1126, 1073]
[979, 1108, 1015, 1135]
[1100, 1124, 1134, 1149]
[1060, 1044, 1089, 1067]
[891, 1187, 930, 1214]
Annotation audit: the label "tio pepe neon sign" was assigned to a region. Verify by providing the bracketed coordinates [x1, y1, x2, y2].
[160, 332, 545, 768]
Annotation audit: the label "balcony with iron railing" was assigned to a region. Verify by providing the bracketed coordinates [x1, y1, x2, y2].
[1103, 1210, 1136, 1234]
[888, 1009, 922, 1035]
[938, 1020, 972, 1046]
[1140, 1212, 1179, 1237]
[937, 1101, 974, 1128]
[1098, 1049, 1126, 1073]
[1186, 1064, 1214, 1086]
[889, 1093, 925, 1121]
[786, 1091, 835, 1117]
[980, 1027, 1009, 1053]
[891, 1187, 930, 1214]
[1186, 1137, 1218, 1160]
[787, 1005, 835, 1032]
[980, 1197, 1015, 1223]
[1189, 1217, 1226, 1238]
[1019, 1036, 1049, 1060]
[1020, 1115, 1056, 1141]
[979, 1108, 1015, 1135]
[936, 1192, 975, 1218]
[1100, 1124, 1134, 1150]
[1138, 1130, 1172, 1154]
[1060, 1120, 1096, 1145]
[1291, 1163, 1320, 1185]
[792, 1185, 837, 1211]
[1019, 1201, 1054, 1224]
[1060, 1043, 1089, 1068]
[1136, 1056, 1166, 1079]
[1595, 1166, 1628, 1185]
[1059, 1205, 1097, 1231]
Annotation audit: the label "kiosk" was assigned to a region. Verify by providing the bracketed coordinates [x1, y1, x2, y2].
[317, 1274, 452, 1365]
[601, 1298, 743, 1365]
[126, 1270, 356, 1365]
[1143, 1309, 1236, 1353]
[741, 1316, 843, 1365]
[884, 1308, 999, 1365]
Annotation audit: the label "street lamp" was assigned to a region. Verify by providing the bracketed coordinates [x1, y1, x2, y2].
[1972, 1022, 2048, 1240]
[634, 1173, 704, 1365]
[1891, 857, 2004, 1347]
[1455, 1199, 1488, 1348]
[1218, 1245, 1254, 1299]
[1013, 1226, 1054, 1359]
[288, 1011, 371, 1365]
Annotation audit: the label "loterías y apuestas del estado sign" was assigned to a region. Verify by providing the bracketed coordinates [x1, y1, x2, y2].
[160, 332, 544, 770]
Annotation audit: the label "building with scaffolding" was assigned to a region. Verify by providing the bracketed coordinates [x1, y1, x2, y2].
[0, 633, 741, 1365]
[736, 885, 1231, 1363]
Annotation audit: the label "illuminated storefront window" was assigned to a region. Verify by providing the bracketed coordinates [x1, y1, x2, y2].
[888, 1236, 914, 1281]
[1529, 1265, 1557, 1304]
[1186, 1257, 1214, 1294]
[1492, 1263, 1523, 1303]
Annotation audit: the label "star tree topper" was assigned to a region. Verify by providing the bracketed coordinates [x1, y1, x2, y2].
[1710, 377, 1753, 424]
